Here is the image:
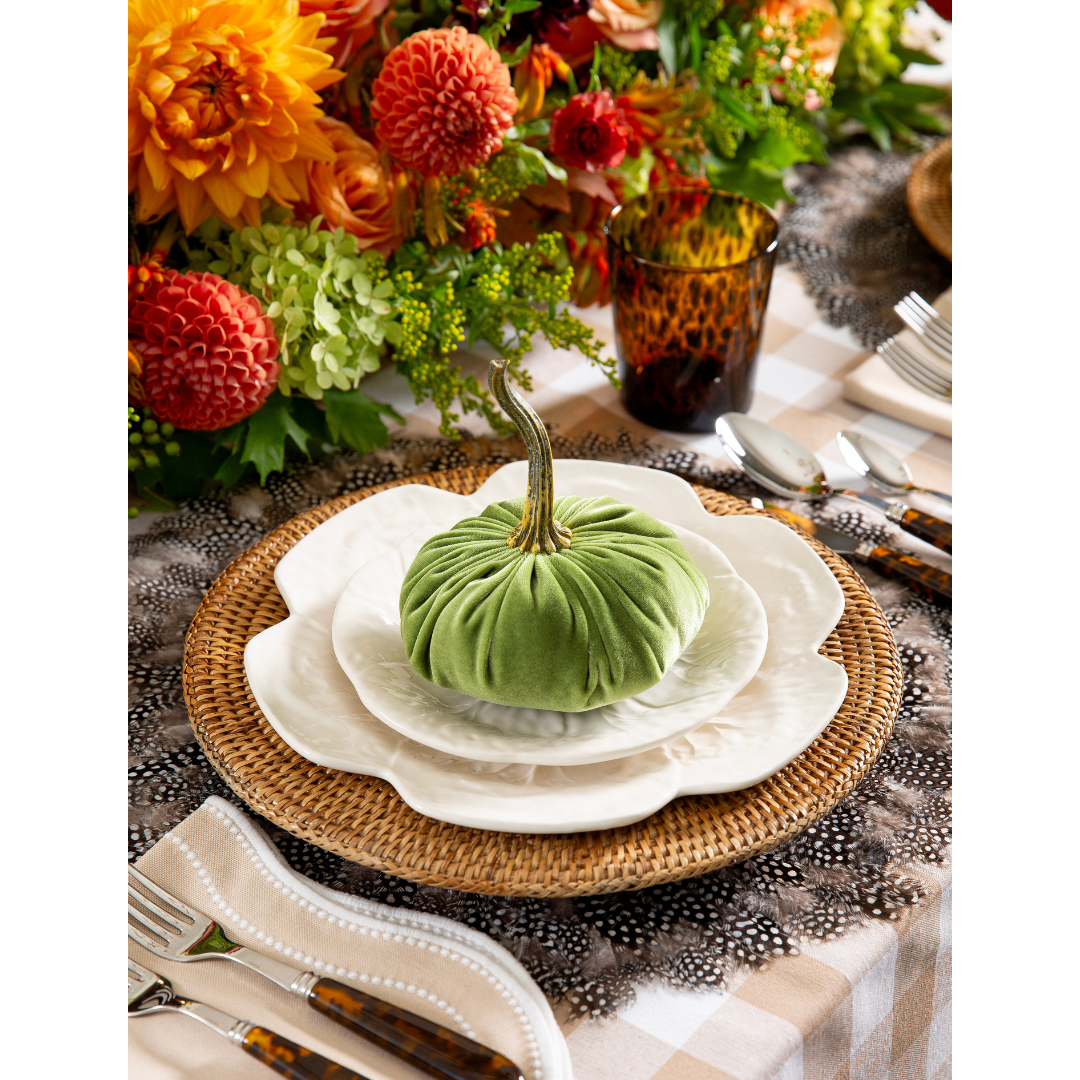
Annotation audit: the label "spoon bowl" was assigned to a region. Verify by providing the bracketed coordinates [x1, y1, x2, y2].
[715, 414, 829, 499]
[836, 430, 952, 506]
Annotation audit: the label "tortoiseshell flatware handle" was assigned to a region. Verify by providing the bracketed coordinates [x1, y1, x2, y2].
[859, 544, 952, 607]
[894, 508, 952, 554]
[306, 978, 524, 1080]
[242, 1026, 371, 1080]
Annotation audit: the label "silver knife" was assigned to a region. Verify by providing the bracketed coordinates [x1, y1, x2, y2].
[756, 500, 951, 608]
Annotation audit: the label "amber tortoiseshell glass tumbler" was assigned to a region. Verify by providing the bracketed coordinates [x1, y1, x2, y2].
[606, 190, 779, 432]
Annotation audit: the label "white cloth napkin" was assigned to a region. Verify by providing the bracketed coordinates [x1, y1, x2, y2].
[129, 796, 571, 1080]
[842, 289, 952, 438]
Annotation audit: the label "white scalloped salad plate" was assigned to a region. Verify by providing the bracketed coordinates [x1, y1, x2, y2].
[330, 520, 768, 766]
[244, 461, 848, 833]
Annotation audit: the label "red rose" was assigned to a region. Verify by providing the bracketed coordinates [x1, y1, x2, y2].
[549, 92, 631, 172]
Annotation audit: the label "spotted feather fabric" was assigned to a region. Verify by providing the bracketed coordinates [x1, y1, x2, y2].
[128, 433, 951, 1018]
[778, 144, 953, 348]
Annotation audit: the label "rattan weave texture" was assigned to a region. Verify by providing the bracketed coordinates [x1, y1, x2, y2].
[907, 136, 952, 261]
[183, 466, 901, 897]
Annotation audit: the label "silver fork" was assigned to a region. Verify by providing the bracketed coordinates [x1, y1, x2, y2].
[129, 956, 370, 1080]
[895, 293, 952, 361]
[128, 864, 525, 1080]
[878, 338, 952, 402]
[882, 336, 952, 391]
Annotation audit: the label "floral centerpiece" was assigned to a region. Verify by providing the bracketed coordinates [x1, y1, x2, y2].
[128, 0, 946, 510]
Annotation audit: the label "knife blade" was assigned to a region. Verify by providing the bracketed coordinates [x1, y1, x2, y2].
[759, 501, 952, 608]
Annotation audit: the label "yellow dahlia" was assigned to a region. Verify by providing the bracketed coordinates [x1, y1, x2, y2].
[129, 0, 345, 233]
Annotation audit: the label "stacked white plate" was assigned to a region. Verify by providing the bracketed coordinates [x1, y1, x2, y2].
[244, 461, 848, 833]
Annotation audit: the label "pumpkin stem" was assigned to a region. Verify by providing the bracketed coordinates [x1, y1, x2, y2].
[489, 358, 571, 554]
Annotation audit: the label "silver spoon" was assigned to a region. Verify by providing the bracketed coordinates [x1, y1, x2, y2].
[836, 430, 952, 506]
[716, 413, 951, 554]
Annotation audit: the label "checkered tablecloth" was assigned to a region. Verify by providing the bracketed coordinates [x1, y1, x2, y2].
[558, 861, 950, 1080]
[361, 262, 952, 1080]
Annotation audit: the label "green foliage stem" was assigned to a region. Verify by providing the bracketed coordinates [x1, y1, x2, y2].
[389, 232, 610, 437]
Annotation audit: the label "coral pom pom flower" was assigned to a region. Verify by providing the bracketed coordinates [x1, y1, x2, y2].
[550, 92, 631, 172]
[370, 27, 517, 177]
[129, 272, 280, 431]
[128, 0, 344, 234]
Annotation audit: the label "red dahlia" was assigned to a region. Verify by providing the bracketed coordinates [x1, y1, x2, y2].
[129, 272, 280, 431]
[549, 92, 631, 172]
[370, 27, 517, 177]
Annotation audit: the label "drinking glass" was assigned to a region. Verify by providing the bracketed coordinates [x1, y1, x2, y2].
[605, 189, 779, 432]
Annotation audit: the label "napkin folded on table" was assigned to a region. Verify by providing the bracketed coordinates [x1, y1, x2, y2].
[842, 289, 952, 438]
[129, 796, 571, 1080]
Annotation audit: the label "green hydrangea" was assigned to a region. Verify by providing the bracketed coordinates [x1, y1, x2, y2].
[836, 0, 920, 92]
[182, 214, 403, 402]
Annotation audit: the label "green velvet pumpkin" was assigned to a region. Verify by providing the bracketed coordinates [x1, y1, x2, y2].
[397, 357, 714, 713]
[399, 494, 710, 712]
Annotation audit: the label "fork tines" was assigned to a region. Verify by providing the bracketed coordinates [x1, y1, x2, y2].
[128, 864, 206, 956]
[894, 292, 952, 362]
[877, 338, 952, 401]
[906, 291, 953, 333]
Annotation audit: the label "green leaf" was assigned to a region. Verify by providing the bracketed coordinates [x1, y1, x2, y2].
[322, 389, 404, 456]
[746, 130, 808, 172]
[892, 45, 941, 68]
[513, 144, 551, 187]
[707, 161, 790, 209]
[500, 35, 532, 67]
[833, 91, 892, 150]
[213, 450, 250, 490]
[871, 79, 947, 106]
[237, 392, 313, 483]
[716, 88, 761, 135]
[657, 16, 678, 75]
[507, 118, 550, 140]
[504, 0, 541, 15]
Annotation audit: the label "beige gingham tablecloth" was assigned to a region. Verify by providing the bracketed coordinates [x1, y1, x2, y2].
[557, 860, 950, 1080]
[362, 262, 953, 1080]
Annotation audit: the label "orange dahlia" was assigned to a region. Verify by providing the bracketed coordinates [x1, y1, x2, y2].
[306, 118, 404, 257]
[298, 0, 389, 68]
[370, 27, 517, 178]
[129, 0, 345, 234]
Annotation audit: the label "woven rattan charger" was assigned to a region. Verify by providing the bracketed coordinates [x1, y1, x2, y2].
[184, 465, 901, 898]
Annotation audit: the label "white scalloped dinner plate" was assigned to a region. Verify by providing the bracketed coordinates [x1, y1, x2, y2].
[244, 461, 848, 833]
[330, 521, 768, 766]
